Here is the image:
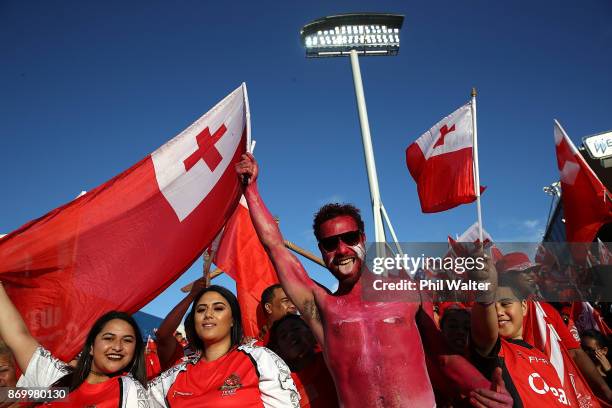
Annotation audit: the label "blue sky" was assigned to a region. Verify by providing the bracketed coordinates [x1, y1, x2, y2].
[1, 0, 611, 317]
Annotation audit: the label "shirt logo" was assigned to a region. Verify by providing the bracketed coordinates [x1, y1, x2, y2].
[219, 373, 242, 397]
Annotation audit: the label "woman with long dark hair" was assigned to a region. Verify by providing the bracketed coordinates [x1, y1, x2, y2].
[148, 285, 300, 407]
[0, 281, 148, 407]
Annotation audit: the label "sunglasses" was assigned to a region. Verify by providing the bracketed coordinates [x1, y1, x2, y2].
[318, 230, 361, 252]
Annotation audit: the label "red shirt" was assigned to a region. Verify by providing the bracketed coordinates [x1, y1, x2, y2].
[42, 378, 121, 408]
[166, 348, 264, 408]
[290, 352, 338, 408]
[473, 338, 573, 407]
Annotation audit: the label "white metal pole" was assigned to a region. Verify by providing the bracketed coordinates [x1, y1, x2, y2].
[380, 203, 403, 256]
[471, 88, 484, 243]
[349, 49, 386, 245]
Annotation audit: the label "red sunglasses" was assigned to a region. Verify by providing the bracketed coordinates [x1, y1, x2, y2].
[318, 230, 361, 252]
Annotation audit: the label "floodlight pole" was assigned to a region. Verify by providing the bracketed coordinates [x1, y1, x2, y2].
[349, 50, 387, 244]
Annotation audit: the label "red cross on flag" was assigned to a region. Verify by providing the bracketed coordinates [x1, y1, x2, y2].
[406, 102, 484, 213]
[554, 120, 612, 242]
[0, 83, 249, 361]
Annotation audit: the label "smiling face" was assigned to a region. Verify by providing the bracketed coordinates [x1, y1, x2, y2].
[317, 215, 365, 287]
[194, 291, 234, 346]
[266, 287, 298, 325]
[495, 286, 527, 340]
[512, 268, 538, 297]
[89, 319, 136, 375]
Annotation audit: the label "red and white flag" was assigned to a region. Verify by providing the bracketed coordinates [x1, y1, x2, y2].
[555, 120, 612, 242]
[571, 301, 612, 337]
[0, 84, 249, 361]
[523, 301, 600, 407]
[406, 102, 484, 213]
[213, 196, 279, 339]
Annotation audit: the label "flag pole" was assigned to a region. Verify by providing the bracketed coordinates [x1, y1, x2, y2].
[471, 87, 484, 243]
[349, 50, 387, 248]
[203, 249, 214, 287]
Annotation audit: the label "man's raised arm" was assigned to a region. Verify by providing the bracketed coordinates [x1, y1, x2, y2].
[236, 153, 324, 342]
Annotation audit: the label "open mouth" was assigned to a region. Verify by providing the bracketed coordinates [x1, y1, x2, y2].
[498, 320, 510, 327]
[202, 323, 216, 329]
[335, 257, 356, 274]
[106, 353, 124, 361]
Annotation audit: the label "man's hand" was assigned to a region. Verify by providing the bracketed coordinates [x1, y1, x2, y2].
[235, 152, 258, 186]
[469, 367, 513, 408]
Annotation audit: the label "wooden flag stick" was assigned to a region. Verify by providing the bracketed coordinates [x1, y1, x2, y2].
[283, 240, 325, 267]
[203, 249, 215, 287]
[181, 241, 324, 293]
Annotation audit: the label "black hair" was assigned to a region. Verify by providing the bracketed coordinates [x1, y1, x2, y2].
[498, 274, 528, 300]
[313, 203, 364, 241]
[261, 284, 283, 309]
[184, 285, 243, 353]
[266, 314, 309, 354]
[440, 308, 471, 330]
[581, 329, 608, 349]
[53, 311, 147, 391]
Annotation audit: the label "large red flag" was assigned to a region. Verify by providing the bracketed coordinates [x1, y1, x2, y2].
[554, 120, 612, 242]
[406, 102, 484, 213]
[0, 84, 249, 361]
[523, 301, 601, 407]
[213, 197, 279, 338]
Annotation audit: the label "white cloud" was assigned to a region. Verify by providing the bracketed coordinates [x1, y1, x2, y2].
[495, 218, 545, 242]
[523, 219, 540, 229]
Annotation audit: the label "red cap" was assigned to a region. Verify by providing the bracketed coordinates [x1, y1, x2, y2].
[496, 252, 540, 274]
[438, 302, 470, 319]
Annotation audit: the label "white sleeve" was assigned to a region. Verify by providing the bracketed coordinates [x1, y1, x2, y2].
[120, 376, 151, 408]
[146, 361, 187, 408]
[241, 345, 300, 408]
[16, 346, 70, 388]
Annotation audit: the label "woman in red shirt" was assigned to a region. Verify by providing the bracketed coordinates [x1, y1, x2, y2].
[148, 285, 299, 408]
[0, 281, 148, 407]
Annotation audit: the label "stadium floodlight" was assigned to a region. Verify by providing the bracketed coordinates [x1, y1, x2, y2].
[300, 13, 404, 249]
[300, 13, 403, 58]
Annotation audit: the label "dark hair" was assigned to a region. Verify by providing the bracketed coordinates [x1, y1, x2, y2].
[261, 284, 283, 308]
[581, 329, 608, 349]
[0, 340, 9, 355]
[184, 285, 243, 353]
[266, 314, 308, 352]
[313, 203, 364, 241]
[498, 274, 528, 300]
[440, 308, 470, 330]
[53, 311, 146, 391]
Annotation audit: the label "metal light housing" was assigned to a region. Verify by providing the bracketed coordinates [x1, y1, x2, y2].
[300, 13, 404, 58]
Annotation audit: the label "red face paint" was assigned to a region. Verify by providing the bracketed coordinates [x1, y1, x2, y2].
[318, 216, 365, 287]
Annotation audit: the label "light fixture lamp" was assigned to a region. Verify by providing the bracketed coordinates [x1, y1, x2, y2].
[300, 13, 404, 58]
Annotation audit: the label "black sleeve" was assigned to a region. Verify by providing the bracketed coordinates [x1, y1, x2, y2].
[469, 336, 501, 379]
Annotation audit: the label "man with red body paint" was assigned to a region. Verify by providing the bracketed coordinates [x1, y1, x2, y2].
[237, 153, 512, 407]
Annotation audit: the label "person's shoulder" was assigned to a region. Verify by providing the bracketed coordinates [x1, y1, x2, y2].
[238, 344, 290, 373]
[148, 353, 197, 386]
